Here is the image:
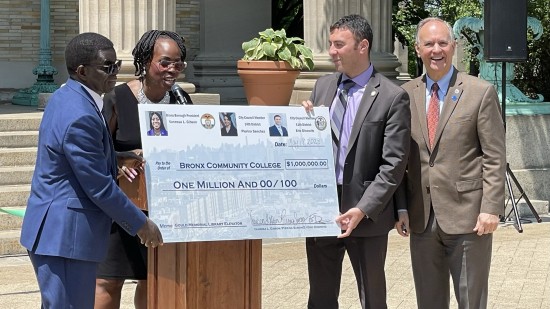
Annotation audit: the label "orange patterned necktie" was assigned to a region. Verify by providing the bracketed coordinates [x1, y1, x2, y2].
[427, 83, 439, 149]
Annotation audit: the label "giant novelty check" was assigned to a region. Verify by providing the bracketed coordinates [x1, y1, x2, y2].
[138, 104, 340, 242]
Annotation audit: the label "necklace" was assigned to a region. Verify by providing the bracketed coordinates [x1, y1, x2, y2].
[137, 81, 170, 105]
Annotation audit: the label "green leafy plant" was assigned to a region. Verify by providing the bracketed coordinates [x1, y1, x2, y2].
[241, 28, 314, 70]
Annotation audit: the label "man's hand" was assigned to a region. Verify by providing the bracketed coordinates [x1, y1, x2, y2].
[302, 100, 320, 115]
[137, 218, 163, 248]
[395, 211, 410, 237]
[473, 213, 500, 236]
[335, 208, 366, 238]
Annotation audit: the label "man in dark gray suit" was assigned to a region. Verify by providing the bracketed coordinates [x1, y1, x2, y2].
[302, 14, 410, 309]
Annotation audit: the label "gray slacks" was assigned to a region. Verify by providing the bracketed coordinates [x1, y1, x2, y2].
[410, 210, 493, 309]
[306, 235, 389, 309]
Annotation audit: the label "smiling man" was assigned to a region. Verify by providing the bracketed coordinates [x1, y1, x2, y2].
[301, 14, 410, 309]
[398, 17, 506, 309]
[20, 32, 163, 309]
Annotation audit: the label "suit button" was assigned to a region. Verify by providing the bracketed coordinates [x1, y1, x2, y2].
[429, 162, 434, 167]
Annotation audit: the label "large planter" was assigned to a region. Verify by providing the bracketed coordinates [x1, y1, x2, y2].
[237, 60, 300, 106]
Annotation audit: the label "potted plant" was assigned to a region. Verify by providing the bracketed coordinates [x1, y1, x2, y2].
[237, 28, 314, 106]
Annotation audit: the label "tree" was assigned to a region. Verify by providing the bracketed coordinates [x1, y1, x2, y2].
[272, 0, 304, 38]
[514, 0, 550, 100]
[392, 0, 481, 77]
[393, 0, 429, 77]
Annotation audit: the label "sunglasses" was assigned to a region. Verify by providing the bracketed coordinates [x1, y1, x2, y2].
[156, 59, 186, 71]
[90, 60, 122, 75]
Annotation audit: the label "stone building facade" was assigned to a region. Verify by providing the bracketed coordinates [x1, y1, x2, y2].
[0, 0, 201, 91]
[1, 0, 401, 105]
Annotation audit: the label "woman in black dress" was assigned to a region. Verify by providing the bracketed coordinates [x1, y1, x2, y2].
[96, 30, 192, 309]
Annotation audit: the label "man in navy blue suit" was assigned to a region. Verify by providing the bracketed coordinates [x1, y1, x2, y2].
[20, 32, 163, 309]
[268, 114, 289, 137]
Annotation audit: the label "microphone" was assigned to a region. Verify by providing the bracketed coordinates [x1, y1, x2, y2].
[171, 83, 188, 105]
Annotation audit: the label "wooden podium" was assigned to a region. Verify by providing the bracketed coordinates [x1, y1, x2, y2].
[148, 240, 262, 308]
[119, 173, 262, 309]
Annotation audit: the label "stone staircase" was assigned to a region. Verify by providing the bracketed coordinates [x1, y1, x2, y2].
[0, 104, 41, 255]
[0, 89, 220, 256]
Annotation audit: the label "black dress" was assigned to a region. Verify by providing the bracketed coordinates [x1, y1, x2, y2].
[97, 83, 192, 279]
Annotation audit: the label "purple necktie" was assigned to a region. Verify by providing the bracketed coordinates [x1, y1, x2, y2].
[331, 80, 355, 165]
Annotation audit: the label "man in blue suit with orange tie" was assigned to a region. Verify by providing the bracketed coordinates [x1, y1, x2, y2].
[20, 32, 163, 309]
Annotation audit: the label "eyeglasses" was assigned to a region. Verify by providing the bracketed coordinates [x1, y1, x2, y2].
[156, 59, 186, 71]
[90, 60, 122, 75]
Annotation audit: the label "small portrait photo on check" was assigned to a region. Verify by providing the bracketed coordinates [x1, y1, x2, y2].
[220, 112, 238, 136]
[146, 111, 168, 136]
[268, 113, 289, 137]
[201, 113, 215, 129]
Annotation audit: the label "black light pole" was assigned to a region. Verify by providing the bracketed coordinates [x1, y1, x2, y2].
[11, 0, 58, 107]
[501, 62, 506, 130]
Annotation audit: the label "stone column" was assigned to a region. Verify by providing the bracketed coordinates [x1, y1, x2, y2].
[189, 0, 271, 105]
[79, 0, 195, 92]
[453, 38, 468, 73]
[293, 0, 400, 104]
[394, 39, 411, 83]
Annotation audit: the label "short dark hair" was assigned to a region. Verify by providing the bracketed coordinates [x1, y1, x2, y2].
[65, 32, 114, 74]
[330, 14, 373, 54]
[132, 30, 187, 77]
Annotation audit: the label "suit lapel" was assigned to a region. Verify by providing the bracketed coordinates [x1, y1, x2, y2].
[413, 76, 430, 150]
[325, 74, 341, 109]
[345, 72, 379, 157]
[433, 71, 463, 148]
[66, 79, 118, 179]
[66, 79, 105, 123]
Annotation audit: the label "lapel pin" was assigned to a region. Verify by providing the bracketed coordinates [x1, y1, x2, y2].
[370, 91, 377, 97]
[452, 89, 460, 101]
